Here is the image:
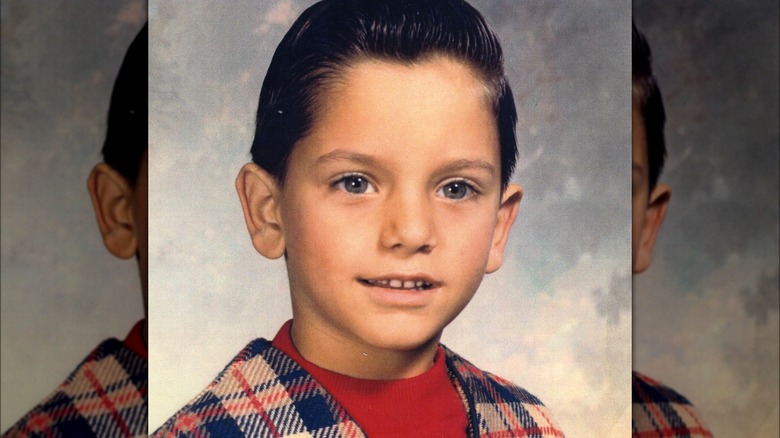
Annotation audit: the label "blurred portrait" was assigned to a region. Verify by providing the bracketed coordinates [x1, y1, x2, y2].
[633, 1, 779, 436]
[1, 1, 148, 435]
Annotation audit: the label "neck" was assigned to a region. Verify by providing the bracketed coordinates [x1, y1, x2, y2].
[290, 321, 440, 380]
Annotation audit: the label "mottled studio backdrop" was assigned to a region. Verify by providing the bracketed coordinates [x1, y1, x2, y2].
[0, 1, 147, 431]
[148, 1, 631, 436]
[634, 1, 779, 436]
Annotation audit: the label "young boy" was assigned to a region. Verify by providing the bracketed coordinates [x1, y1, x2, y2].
[631, 22, 713, 438]
[3, 24, 148, 438]
[154, 1, 563, 436]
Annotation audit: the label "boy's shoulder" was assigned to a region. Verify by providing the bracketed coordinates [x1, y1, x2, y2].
[442, 344, 546, 405]
[153, 339, 565, 437]
[3, 338, 147, 438]
[152, 338, 362, 437]
[441, 344, 565, 437]
[632, 371, 713, 437]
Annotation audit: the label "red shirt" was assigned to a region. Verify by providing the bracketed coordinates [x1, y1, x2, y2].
[123, 319, 147, 360]
[272, 320, 469, 437]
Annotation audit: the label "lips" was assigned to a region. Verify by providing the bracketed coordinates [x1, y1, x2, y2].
[359, 277, 435, 291]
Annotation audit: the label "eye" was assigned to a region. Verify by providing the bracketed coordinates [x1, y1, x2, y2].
[334, 174, 376, 194]
[437, 180, 475, 200]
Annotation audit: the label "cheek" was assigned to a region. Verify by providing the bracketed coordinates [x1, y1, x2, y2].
[444, 207, 497, 263]
[282, 194, 367, 269]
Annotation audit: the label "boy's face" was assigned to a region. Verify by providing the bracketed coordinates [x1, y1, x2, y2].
[632, 97, 670, 273]
[261, 58, 521, 362]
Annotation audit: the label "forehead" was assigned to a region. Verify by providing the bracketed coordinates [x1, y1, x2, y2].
[327, 56, 492, 114]
[296, 57, 499, 165]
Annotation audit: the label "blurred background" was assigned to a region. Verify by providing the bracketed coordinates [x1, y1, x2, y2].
[634, 1, 779, 436]
[0, 0, 147, 431]
[148, 1, 632, 435]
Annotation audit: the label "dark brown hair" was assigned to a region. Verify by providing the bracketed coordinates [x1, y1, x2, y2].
[251, 0, 517, 189]
[633, 21, 667, 191]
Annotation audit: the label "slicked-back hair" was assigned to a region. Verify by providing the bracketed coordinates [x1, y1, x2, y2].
[632, 21, 666, 192]
[251, 0, 518, 189]
[102, 23, 147, 187]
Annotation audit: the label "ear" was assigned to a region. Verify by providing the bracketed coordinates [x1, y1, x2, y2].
[236, 163, 286, 259]
[87, 163, 138, 259]
[633, 183, 671, 273]
[486, 183, 523, 273]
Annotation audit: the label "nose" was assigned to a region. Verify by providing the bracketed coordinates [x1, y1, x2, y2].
[379, 189, 436, 254]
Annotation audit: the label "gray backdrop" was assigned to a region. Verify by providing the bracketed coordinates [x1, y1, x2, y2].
[634, 1, 779, 436]
[148, 1, 631, 436]
[0, 0, 147, 431]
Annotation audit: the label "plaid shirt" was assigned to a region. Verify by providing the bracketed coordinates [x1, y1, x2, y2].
[153, 339, 564, 437]
[3, 339, 148, 438]
[632, 371, 713, 437]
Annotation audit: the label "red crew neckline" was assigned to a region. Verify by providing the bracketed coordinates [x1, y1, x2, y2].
[271, 320, 468, 437]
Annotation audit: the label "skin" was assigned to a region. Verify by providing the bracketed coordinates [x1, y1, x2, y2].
[632, 96, 671, 274]
[87, 149, 148, 345]
[238, 57, 522, 379]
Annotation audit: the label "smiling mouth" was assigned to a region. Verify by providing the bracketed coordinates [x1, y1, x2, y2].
[359, 278, 435, 291]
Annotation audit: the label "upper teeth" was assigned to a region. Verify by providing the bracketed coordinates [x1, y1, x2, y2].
[365, 279, 431, 289]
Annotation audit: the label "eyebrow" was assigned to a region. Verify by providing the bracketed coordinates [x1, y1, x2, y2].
[315, 150, 380, 167]
[315, 150, 497, 176]
[439, 158, 497, 176]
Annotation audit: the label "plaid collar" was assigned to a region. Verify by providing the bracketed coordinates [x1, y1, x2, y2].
[632, 371, 713, 438]
[3, 338, 148, 438]
[154, 339, 564, 437]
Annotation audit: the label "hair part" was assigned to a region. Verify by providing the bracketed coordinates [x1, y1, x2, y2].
[632, 21, 666, 192]
[251, 0, 517, 189]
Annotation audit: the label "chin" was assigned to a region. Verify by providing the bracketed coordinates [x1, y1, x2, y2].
[359, 318, 445, 352]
